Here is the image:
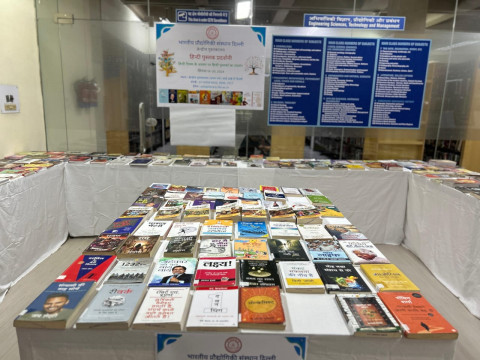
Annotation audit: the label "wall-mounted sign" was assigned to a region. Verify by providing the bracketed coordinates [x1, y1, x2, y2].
[176, 9, 230, 24]
[268, 36, 430, 129]
[0, 84, 20, 113]
[304, 15, 405, 31]
[156, 23, 266, 110]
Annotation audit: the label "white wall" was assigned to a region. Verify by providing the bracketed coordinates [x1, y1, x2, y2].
[0, 0, 45, 158]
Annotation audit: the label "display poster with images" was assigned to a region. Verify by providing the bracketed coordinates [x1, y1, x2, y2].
[156, 334, 307, 360]
[156, 24, 266, 110]
[268, 36, 430, 129]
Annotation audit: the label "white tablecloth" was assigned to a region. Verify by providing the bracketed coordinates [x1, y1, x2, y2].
[0, 164, 67, 302]
[16, 293, 456, 360]
[65, 164, 408, 245]
[405, 174, 480, 318]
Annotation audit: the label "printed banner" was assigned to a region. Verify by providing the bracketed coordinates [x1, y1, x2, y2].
[156, 24, 266, 110]
[176, 9, 230, 24]
[156, 334, 308, 360]
[304, 15, 405, 31]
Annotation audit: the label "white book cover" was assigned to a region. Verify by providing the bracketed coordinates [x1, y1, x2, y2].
[200, 220, 233, 238]
[339, 240, 390, 265]
[104, 258, 153, 284]
[164, 192, 187, 200]
[269, 221, 301, 239]
[323, 217, 352, 226]
[132, 287, 190, 330]
[299, 188, 323, 196]
[281, 187, 302, 196]
[167, 222, 201, 238]
[279, 261, 325, 293]
[134, 220, 173, 238]
[186, 288, 238, 330]
[286, 197, 313, 209]
[298, 224, 333, 240]
[198, 239, 232, 258]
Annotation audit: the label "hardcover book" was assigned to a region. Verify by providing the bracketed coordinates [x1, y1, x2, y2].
[164, 236, 198, 258]
[360, 264, 420, 292]
[340, 240, 390, 264]
[118, 235, 162, 258]
[239, 260, 281, 287]
[133, 220, 173, 238]
[200, 220, 233, 239]
[186, 287, 239, 331]
[336, 294, 402, 337]
[166, 222, 201, 239]
[104, 258, 153, 284]
[267, 238, 309, 261]
[325, 224, 368, 241]
[102, 217, 144, 235]
[269, 221, 301, 240]
[56, 255, 116, 283]
[148, 258, 197, 287]
[239, 286, 285, 329]
[83, 233, 129, 255]
[315, 263, 370, 293]
[198, 238, 232, 258]
[76, 283, 147, 329]
[14, 282, 96, 329]
[378, 292, 459, 339]
[193, 257, 236, 287]
[235, 221, 269, 238]
[304, 238, 350, 263]
[132, 287, 190, 330]
[278, 261, 325, 293]
[234, 239, 269, 260]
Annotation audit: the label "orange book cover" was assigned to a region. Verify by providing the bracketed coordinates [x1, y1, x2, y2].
[239, 286, 285, 329]
[378, 292, 458, 339]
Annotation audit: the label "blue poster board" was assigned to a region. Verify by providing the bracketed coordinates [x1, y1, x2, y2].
[269, 36, 324, 126]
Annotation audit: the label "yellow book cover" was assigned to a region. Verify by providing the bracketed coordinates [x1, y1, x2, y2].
[234, 239, 269, 260]
[360, 264, 420, 292]
[317, 205, 344, 218]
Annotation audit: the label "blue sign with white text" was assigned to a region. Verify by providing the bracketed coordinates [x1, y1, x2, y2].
[304, 14, 405, 31]
[176, 9, 230, 24]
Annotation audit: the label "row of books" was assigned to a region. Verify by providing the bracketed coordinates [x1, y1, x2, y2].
[13, 183, 459, 339]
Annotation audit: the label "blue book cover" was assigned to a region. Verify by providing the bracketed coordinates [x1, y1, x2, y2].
[236, 221, 269, 238]
[148, 258, 198, 287]
[102, 217, 143, 235]
[304, 239, 351, 263]
[241, 192, 263, 200]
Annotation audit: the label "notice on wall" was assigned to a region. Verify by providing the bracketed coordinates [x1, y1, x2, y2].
[156, 24, 266, 110]
[268, 36, 431, 129]
[0, 84, 20, 113]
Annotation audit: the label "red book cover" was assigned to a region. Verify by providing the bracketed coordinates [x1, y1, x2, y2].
[378, 292, 458, 339]
[194, 257, 236, 287]
[56, 255, 116, 282]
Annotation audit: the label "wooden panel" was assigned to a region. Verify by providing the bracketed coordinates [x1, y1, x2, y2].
[461, 140, 480, 172]
[462, 57, 480, 171]
[270, 126, 306, 159]
[106, 130, 129, 154]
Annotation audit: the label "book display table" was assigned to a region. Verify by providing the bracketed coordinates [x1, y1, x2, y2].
[0, 163, 67, 302]
[16, 294, 456, 360]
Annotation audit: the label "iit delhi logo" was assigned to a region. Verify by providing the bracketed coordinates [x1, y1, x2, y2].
[224, 337, 242, 353]
[206, 26, 219, 40]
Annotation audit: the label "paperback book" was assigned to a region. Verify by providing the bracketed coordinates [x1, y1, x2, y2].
[267, 205, 296, 222]
[215, 202, 241, 221]
[235, 221, 269, 238]
[154, 207, 183, 222]
[306, 194, 332, 205]
[304, 238, 350, 263]
[193, 257, 236, 287]
[83, 233, 129, 256]
[148, 258, 197, 287]
[278, 261, 325, 293]
[297, 224, 333, 241]
[317, 205, 344, 218]
[133, 220, 173, 238]
[102, 217, 144, 235]
[293, 206, 323, 225]
[325, 224, 368, 241]
[315, 263, 370, 293]
[119, 206, 154, 219]
[239, 260, 281, 287]
[234, 239, 269, 260]
[239, 286, 285, 330]
[56, 255, 116, 282]
[76, 283, 147, 329]
[163, 236, 198, 258]
[267, 238, 309, 261]
[198, 238, 232, 258]
[360, 264, 420, 292]
[269, 221, 301, 240]
[132, 287, 190, 330]
[104, 258, 153, 284]
[118, 235, 162, 258]
[166, 222, 201, 239]
[200, 219, 233, 239]
[340, 240, 390, 264]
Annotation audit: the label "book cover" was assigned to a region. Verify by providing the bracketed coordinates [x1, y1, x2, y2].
[193, 257, 236, 287]
[239, 260, 281, 287]
[267, 238, 309, 261]
[119, 206, 154, 219]
[241, 207, 267, 222]
[118, 235, 162, 258]
[336, 294, 402, 337]
[141, 187, 167, 197]
[133, 220, 173, 238]
[198, 238, 232, 258]
[281, 187, 302, 196]
[315, 263, 370, 293]
[234, 239, 269, 260]
[76, 283, 147, 329]
[306, 194, 332, 205]
[166, 222, 201, 238]
[200, 220, 233, 239]
[278, 261, 325, 293]
[299, 188, 323, 196]
[104, 258, 153, 284]
[304, 238, 350, 263]
[325, 224, 368, 241]
[340, 240, 390, 264]
[259, 185, 279, 192]
[148, 258, 197, 287]
[297, 224, 333, 240]
[56, 255, 116, 282]
[264, 191, 287, 203]
[154, 207, 183, 222]
[102, 217, 143, 235]
[164, 236, 198, 258]
[378, 292, 459, 339]
[132, 195, 163, 208]
[83, 233, 129, 255]
[130, 158, 153, 166]
[183, 207, 210, 222]
[293, 206, 323, 224]
[269, 221, 301, 240]
[132, 287, 190, 330]
[239, 286, 285, 329]
[267, 206, 296, 222]
[235, 221, 269, 238]
[14, 282, 96, 329]
[186, 287, 239, 331]
[215, 202, 241, 221]
[317, 205, 344, 218]
[360, 264, 420, 292]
